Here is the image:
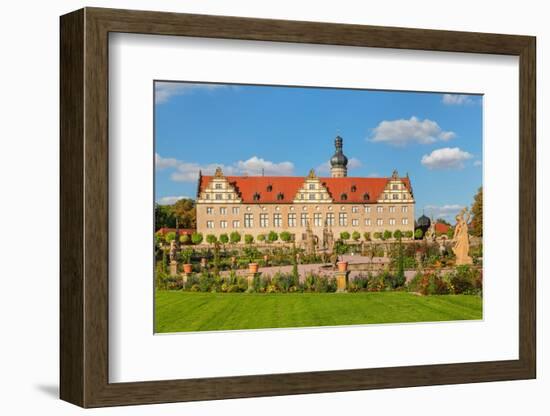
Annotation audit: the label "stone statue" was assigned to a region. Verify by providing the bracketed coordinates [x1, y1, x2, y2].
[169, 239, 177, 263]
[425, 218, 436, 242]
[452, 208, 473, 265]
[322, 221, 335, 254]
[305, 220, 316, 256]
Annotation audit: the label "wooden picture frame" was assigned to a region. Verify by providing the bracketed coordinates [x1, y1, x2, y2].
[60, 7, 536, 408]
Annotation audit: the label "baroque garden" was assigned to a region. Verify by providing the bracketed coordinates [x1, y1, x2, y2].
[155, 137, 483, 332]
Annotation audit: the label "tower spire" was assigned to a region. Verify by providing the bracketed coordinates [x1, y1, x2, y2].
[330, 135, 348, 178]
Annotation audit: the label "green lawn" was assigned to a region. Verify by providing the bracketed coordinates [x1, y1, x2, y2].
[155, 291, 482, 333]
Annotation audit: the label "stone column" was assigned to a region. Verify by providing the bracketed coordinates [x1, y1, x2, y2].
[335, 271, 349, 293]
[169, 260, 178, 277]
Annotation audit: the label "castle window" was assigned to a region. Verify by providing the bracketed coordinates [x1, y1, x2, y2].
[260, 213, 269, 227]
[301, 213, 309, 227]
[273, 213, 282, 228]
[365, 219, 371, 226]
[389, 206, 395, 213]
[205, 194, 210, 199]
[392, 184, 399, 190]
[244, 213, 253, 228]
[220, 220, 228, 228]
[215, 183, 222, 189]
[352, 206, 358, 213]
[402, 218, 409, 225]
[309, 193, 316, 200]
[309, 183, 315, 190]
[253, 192, 261, 201]
[288, 213, 297, 227]
[215, 194, 222, 200]
[206, 221, 214, 229]
[277, 192, 284, 200]
[314, 213, 322, 227]
[389, 218, 396, 225]
[339, 212, 347, 226]
[326, 212, 335, 226]
[267, 185, 273, 192]
[363, 193, 370, 201]
[341, 193, 348, 201]
[351, 185, 357, 192]
[352, 219, 359, 226]
[377, 206, 383, 213]
[402, 206, 408, 213]
[206, 207, 213, 214]
[232, 207, 240, 214]
[377, 218, 383, 226]
[365, 206, 371, 213]
[220, 207, 227, 215]
[232, 220, 240, 228]
[393, 194, 399, 200]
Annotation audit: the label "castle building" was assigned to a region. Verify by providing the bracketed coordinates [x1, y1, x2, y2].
[195, 136, 415, 242]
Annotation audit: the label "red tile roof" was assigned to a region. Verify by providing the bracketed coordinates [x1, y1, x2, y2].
[435, 222, 450, 234]
[198, 175, 412, 204]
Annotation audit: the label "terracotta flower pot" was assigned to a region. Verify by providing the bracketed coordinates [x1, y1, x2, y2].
[183, 263, 192, 274]
[248, 262, 259, 274]
[337, 261, 348, 272]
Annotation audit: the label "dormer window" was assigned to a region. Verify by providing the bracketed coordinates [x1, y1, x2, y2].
[253, 192, 261, 201]
[363, 192, 370, 201]
[267, 185, 273, 192]
[341, 193, 348, 201]
[277, 192, 284, 200]
[351, 185, 357, 192]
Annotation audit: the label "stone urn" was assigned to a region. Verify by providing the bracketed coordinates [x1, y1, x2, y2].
[183, 263, 192, 274]
[248, 262, 259, 274]
[337, 261, 348, 272]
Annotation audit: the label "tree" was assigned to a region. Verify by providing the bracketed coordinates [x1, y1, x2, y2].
[154, 203, 176, 228]
[446, 228, 454, 239]
[257, 234, 266, 243]
[219, 233, 229, 245]
[165, 231, 176, 243]
[206, 234, 218, 245]
[404, 230, 414, 239]
[363, 232, 371, 241]
[171, 198, 196, 229]
[179, 234, 190, 244]
[383, 230, 392, 240]
[191, 232, 203, 245]
[414, 229, 423, 239]
[244, 234, 254, 244]
[340, 231, 350, 241]
[373, 232, 382, 240]
[393, 229, 403, 240]
[229, 231, 241, 244]
[352, 231, 361, 241]
[280, 231, 293, 243]
[267, 231, 278, 243]
[470, 187, 483, 237]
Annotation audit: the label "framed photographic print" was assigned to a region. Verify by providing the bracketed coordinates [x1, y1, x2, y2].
[60, 7, 536, 408]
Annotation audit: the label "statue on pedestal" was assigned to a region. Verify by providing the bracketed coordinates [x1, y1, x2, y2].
[322, 221, 335, 255]
[305, 220, 316, 256]
[452, 208, 473, 265]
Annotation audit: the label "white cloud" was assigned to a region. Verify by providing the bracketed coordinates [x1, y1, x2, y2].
[156, 153, 295, 182]
[155, 153, 179, 169]
[442, 94, 474, 105]
[370, 116, 456, 146]
[473, 160, 482, 167]
[157, 196, 189, 205]
[155, 82, 229, 104]
[316, 157, 362, 175]
[424, 204, 465, 220]
[421, 147, 473, 170]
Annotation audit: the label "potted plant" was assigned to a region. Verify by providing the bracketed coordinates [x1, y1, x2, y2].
[248, 262, 259, 274]
[182, 248, 193, 274]
[337, 260, 348, 272]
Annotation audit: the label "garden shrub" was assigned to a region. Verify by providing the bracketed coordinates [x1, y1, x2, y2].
[450, 265, 479, 294]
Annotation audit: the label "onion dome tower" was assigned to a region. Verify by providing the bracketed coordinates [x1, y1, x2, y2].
[416, 213, 431, 236]
[330, 135, 348, 178]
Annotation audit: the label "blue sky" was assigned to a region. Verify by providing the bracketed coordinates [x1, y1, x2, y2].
[155, 81, 482, 223]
